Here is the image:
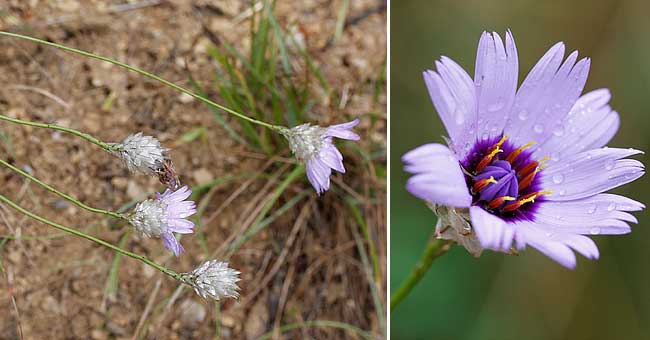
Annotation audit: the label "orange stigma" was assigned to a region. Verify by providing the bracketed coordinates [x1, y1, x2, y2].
[472, 176, 497, 193]
[503, 190, 552, 212]
[506, 141, 536, 163]
[476, 134, 508, 172]
[488, 196, 516, 210]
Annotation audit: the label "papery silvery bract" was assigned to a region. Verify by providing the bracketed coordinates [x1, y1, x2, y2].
[185, 260, 240, 300]
[113, 132, 167, 175]
[404, 30, 645, 268]
[283, 119, 360, 194]
[129, 185, 196, 256]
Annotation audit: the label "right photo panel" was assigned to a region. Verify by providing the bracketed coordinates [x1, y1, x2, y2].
[390, 1, 649, 339]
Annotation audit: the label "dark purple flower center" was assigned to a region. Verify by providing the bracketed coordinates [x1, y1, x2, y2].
[462, 134, 549, 221]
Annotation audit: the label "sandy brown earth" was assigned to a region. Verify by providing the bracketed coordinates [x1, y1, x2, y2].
[0, 1, 386, 339]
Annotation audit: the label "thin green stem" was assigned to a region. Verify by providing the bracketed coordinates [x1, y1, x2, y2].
[0, 31, 280, 131]
[0, 158, 126, 220]
[390, 236, 452, 311]
[0, 113, 119, 152]
[0, 193, 181, 280]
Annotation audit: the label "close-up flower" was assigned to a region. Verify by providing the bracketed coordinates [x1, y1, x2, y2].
[128, 185, 197, 256]
[183, 260, 241, 301]
[403, 30, 645, 268]
[282, 119, 361, 194]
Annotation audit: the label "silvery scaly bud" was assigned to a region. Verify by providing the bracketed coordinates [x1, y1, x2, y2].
[111, 132, 179, 189]
[113, 132, 167, 174]
[183, 260, 241, 301]
[280, 119, 360, 194]
[430, 203, 517, 257]
[128, 186, 197, 256]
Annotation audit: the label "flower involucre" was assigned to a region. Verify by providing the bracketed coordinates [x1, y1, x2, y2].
[183, 260, 240, 301]
[404, 30, 645, 268]
[282, 119, 360, 194]
[129, 185, 196, 256]
[112, 132, 179, 189]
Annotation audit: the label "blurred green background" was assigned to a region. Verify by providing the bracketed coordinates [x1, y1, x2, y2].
[390, 0, 650, 339]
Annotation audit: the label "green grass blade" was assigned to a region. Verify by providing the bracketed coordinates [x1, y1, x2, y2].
[227, 165, 305, 255]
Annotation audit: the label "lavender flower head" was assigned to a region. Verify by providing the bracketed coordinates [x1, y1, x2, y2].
[112, 132, 179, 189]
[404, 30, 645, 268]
[183, 260, 240, 300]
[128, 185, 196, 256]
[282, 119, 360, 194]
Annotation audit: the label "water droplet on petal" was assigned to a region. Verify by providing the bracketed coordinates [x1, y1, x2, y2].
[518, 110, 529, 121]
[552, 125, 564, 137]
[607, 203, 616, 211]
[589, 227, 601, 235]
[587, 204, 596, 214]
[552, 174, 564, 184]
[456, 114, 465, 125]
[605, 159, 615, 170]
[533, 124, 544, 134]
[559, 189, 566, 196]
[488, 99, 505, 112]
[481, 132, 489, 140]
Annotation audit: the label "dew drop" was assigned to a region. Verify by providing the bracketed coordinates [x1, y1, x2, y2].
[481, 132, 489, 141]
[552, 125, 564, 137]
[587, 204, 596, 214]
[533, 124, 544, 134]
[488, 99, 505, 112]
[589, 227, 601, 235]
[518, 110, 529, 121]
[605, 159, 615, 170]
[552, 174, 564, 184]
[455, 113, 465, 125]
[559, 189, 566, 196]
[550, 152, 560, 161]
[607, 203, 616, 211]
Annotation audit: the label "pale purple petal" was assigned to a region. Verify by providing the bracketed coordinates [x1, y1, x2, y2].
[160, 185, 192, 203]
[542, 148, 644, 201]
[168, 218, 195, 233]
[508, 49, 590, 148]
[319, 144, 346, 173]
[403, 143, 472, 207]
[161, 232, 184, 257]
[167, 201, 197, 219]
[515, 222, 578, 269]
[551, 234, 599, 260]
[326, 119, 360, 140]
[504, 42, 565, 141]
[306, 158, 332, 195]
[535, 89, 620, 161]
[423, 57, 477, 155]
[470, 206, 516, 251]
[474, 30, 518, 141]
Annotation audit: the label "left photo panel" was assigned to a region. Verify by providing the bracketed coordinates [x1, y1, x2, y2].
[0, 1, 386, 339]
